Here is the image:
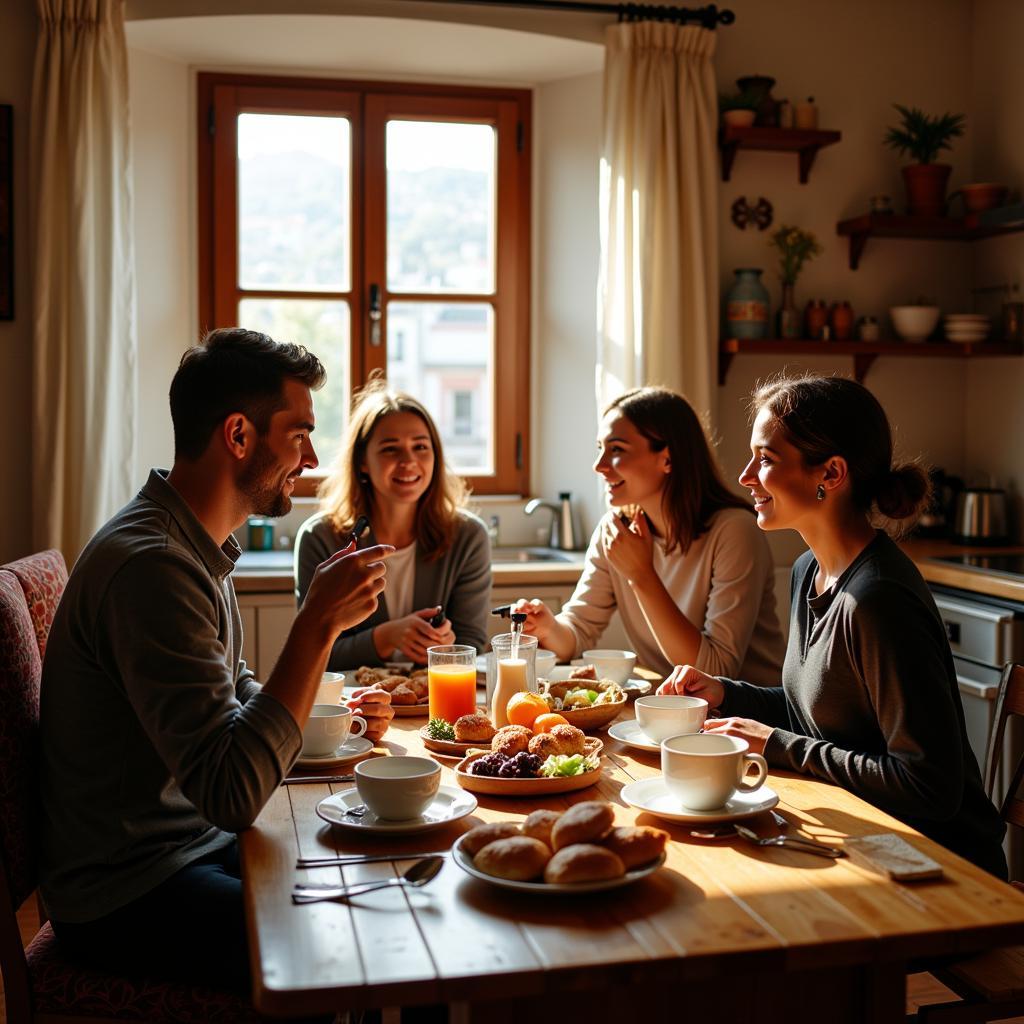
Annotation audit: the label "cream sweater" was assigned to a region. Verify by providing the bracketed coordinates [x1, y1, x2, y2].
[558, 507, 785, 683]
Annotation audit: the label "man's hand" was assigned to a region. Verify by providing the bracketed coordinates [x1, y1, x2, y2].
[374, 607, 454, 664]
[657, 664, 725, 709]
[346, 684, 394, 743]
[302, 542, 394, 640]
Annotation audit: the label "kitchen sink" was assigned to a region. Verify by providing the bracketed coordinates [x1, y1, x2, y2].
[490, 546, 581, 564]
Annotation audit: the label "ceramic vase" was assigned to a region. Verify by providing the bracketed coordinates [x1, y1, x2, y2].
[830, 301, 854, 340]
[726, 269, 769, 340]
[805, 299, 828, 339]
[776, 283, 800, 339]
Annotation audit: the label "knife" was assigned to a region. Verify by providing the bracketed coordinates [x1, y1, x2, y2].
[282, 774, 355, 785]
[296, 850, 450, 867]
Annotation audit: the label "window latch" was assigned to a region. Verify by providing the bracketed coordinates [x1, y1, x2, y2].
[368, 283, 382, 346]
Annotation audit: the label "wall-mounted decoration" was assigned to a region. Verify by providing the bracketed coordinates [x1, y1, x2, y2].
[730, 196, 773, 231]
[0, 105, 11, 321]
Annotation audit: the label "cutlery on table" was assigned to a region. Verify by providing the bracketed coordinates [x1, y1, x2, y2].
[297, 851, 449, 868]
[282, 774, 354, 785]
[292, 856, 445, 902]
[733, 824, 845, 859]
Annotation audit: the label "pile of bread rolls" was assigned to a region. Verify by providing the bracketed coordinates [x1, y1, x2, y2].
[461, 801, 668, 884]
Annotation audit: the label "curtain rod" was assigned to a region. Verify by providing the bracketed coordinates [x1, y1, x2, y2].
[421, 1, 736, 29]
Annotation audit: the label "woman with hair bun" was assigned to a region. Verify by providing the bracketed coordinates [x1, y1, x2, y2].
[660, 374, 1006, 877]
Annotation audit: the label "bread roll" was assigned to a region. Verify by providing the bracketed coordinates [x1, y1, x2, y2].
[491, 725, 532, 756]
[454, 713, 496, 743]
[551, 801, 615, 850]
[388, 683, 418, 706]
[600, 826, 668, 869]
[521, 809, 561, 848]
[460, 821, 522, 857]
[474, 836, 551, 881]
[549, 724, 586, 755]
[527, 733, 560, 758]
[544, 844, 625, 884]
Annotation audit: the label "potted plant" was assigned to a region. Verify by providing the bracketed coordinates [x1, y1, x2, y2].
[883, 104, 965, 217]
[719, 91, 760, 129]
[768, 225, 822, 338]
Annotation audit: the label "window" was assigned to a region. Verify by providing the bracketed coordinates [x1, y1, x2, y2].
[197, 73, 531, 494]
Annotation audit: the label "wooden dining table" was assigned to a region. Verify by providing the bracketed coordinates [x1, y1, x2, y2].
[241, 699, 1024, 1023]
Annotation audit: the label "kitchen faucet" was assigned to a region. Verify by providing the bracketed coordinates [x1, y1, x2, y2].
[524, 492, 580, 551]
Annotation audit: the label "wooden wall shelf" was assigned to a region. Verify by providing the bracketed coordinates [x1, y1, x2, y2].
[836, 212, 1024, 269]
[719, 125, 842, 183]
[718, 337, 1024, 386]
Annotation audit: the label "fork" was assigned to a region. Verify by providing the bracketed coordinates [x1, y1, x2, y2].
[734, 824, 845, 858]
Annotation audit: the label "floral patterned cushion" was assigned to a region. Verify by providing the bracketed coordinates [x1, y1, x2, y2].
[26, 923, 264, 1022]
[0, 569, 42, 908]
[6, 549, 67, 662]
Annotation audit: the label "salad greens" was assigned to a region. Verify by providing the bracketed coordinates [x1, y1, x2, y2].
[538, 753, 599, 777]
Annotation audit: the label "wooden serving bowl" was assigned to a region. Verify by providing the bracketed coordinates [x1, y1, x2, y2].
[556, 696, 627, 732]
[453, 742, 603, 796]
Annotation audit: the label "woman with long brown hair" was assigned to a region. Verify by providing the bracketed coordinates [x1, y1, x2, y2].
[518, 386, 785, 680]
[660, 374, 1006, 876]
[295, 379, 491, 667]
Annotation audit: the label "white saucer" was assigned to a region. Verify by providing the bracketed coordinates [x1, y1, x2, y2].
[607, 719, 663, 752]
[294, 735, 374, 769]
[621, 777, 779, 824]
[316, 785, 477, 834]
[451, 833, 665, 893]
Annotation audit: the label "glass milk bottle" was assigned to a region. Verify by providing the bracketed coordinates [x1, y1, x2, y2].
[488, 632, 538, 728]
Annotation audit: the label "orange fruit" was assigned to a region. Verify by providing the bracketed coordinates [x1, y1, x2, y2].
[533, 712, 570, 734]
[506, 691, 548, 729]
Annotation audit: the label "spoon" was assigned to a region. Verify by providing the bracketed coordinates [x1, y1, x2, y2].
[292, 856, 445, 903]
[733, 824, 845, 858]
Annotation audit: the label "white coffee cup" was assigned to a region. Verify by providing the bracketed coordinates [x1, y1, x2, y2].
[581, 648, 637, 685]
[301, 704, 366, 757]
[355, 756, 441, 820]
[535, 649, 557, 679]
[315, 672, 346, 705]
[634, 694, 708, 743]
[661, 733, 768, 811]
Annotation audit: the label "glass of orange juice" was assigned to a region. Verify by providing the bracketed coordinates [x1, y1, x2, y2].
[427, 644, 478, 724]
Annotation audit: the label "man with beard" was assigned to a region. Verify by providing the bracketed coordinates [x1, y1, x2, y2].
[37, 327, 395, 997]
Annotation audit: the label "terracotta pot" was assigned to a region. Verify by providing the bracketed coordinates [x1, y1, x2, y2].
[722, 109, 756, 128]
[829, 301, 854, 340]
[901, 163, 952, 217]
[804, 299, 828, 340]
[950, 183, 1008, 214]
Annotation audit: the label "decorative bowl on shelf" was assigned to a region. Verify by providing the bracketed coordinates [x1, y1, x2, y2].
[890, 305, 941, 343]
[952, 183, 1008, 214]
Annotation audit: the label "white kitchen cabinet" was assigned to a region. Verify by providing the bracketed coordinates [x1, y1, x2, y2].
[237, 592, 296, 679]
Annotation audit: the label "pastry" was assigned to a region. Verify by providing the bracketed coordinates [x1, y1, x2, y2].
[491, 724, 532, 756]
[544, 844, 625, 884]
[549, 723, 586, 755]
[454, 713, 496, 743]
[600, 826, 668, 869]
[521, 809, 561, 848]
[461, 821, 522, 856]
[354, 666, 390, 687]
[474, 836, 551, 881]
[388, 683, 418, 706]
[406, 677, 429, 702]
[568, 665, 598, 681]
[527, 733, 560, 758]
[550, 800, 615, 850]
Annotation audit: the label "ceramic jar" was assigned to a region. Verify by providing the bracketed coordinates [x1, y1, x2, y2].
[804, 299, 828, 340]
[726, 269, 769, 339]
[857, 316, 880, 341]
[776, 283, 800, 339]
[830, 301, 854, 340]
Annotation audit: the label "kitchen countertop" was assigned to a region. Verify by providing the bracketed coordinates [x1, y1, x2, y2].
[902, 537, 1024, 603]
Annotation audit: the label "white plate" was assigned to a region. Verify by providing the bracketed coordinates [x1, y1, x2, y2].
[621, 777, 779, 824]
[450, 833, 666, 893]
[607, 718, 662, 753]
[316, 785, 477, 834]
[294, 735, 374, 769]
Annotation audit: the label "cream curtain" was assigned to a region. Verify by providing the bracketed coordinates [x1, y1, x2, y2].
[30, 0, 137, 559]
[597, 21, 718, 418]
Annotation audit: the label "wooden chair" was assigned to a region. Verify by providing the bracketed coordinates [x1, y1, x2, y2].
[913, 662, 1024, 1022]
[0, 550, 261, 1023]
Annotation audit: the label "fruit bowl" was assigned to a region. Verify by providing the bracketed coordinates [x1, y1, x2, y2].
[453, 745, 603, 796]
[890, 305, 940, 343]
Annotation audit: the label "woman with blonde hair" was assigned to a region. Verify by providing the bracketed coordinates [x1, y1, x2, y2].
[517, 386, 785, 681]
[660, 374, 1006, 877]
[295, 379, 491, 667]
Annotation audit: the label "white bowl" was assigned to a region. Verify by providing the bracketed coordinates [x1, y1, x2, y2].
[535, 649, 557, 679]
[890, 305, 941, 343]
[580, 649, 637, 685]
[316, 672, 346, 704]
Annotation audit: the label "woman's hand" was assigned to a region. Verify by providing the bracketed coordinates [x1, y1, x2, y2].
[512, 599, 576, 662]
[345, 685, 394, 743]
[700, 716, 773, 756]
[602, 511, 655, 584]
[657, 664, 725, 709]
[374, 607, 452, 664]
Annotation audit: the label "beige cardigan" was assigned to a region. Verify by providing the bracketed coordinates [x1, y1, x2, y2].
[558, 507, 785, 683]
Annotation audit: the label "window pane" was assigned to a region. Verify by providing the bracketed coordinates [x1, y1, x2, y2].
[238, 113, 350, 291]
[386, 121, 495, 294]
[386, 302, 493, 474]
[238, 298, 350, 469]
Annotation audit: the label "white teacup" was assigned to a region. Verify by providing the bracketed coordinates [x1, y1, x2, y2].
[661, 733, 768, 811]
[535, 649, 557, 679]
[301, 704, 366, 757]
[355, 756, 441, 821]
[315, 672, 346, 705]
[581, 648, 637, 685]
[635, 694, 708, 743]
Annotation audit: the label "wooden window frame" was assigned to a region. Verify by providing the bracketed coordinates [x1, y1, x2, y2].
[196, 71, 532, 497]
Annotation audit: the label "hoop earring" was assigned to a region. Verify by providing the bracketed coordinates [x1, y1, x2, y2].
[816, 484, 826, 502]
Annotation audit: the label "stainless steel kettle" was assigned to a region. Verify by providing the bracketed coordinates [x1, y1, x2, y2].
[953, 487, 1009, 545]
